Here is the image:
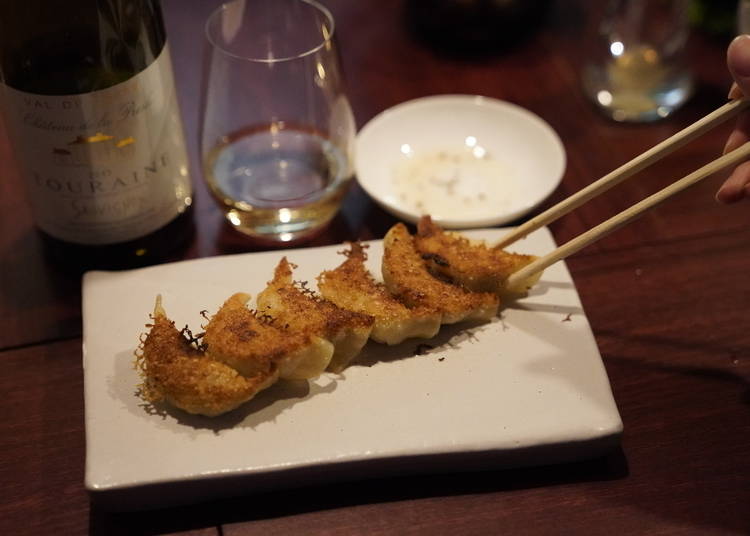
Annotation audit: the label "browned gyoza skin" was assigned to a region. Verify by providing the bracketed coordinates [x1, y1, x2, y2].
[203, 293, 334, 381]
[136, 219, 541, 417]
[257, 257, 375, 373]
[137, 296, 278, 417]
[137, 292, 336, 416]
[318, 242, 441, 345]
[382, 223, 500, 324]
[414, 215, 540, 295]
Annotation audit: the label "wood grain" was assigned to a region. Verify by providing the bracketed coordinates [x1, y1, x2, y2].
[0, 340, 89, 535]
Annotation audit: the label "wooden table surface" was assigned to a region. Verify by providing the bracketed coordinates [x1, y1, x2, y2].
[2, 1, 749, 534]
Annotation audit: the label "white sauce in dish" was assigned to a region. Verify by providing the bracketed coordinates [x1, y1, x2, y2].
[392, 145, 517, 220]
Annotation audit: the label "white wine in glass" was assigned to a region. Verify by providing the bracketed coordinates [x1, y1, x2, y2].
[201, 0, 355, 244]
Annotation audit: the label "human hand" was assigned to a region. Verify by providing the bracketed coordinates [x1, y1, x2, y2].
[718, 34, 750, 203]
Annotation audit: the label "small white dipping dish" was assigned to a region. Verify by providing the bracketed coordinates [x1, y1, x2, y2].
[355, 94, 566, 228]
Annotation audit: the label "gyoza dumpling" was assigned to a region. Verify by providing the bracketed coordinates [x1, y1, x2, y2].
[136, 296, 278, 417]
[203, 292, 333, 381]
[257, 257, 375, 372]
[382, 223, 500, 324]
[317, 242, 441, 345]
[415, 216, 541, 295]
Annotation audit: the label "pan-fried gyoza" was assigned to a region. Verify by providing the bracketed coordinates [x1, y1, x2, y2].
[317, 242, 441, 345]
[382, 222, 500, 324]
[415, 216, 540, 295]
[257, 257, 375, 373]
[136, 219, 543, 416]
[136, 296, 278, 417]
[204, 292, 333, 381]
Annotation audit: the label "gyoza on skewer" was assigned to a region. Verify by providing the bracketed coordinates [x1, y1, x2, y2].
[257, 257, 375, 373]
[203, 292, 334, 381]
[382, 223, 500, 324]
[136, 296, 278, 417]
[415, 216, 540, 295]
[318, 242, 441, 345]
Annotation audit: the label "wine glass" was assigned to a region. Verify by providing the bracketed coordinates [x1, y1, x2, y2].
[200, 0, 355, 244]
[581, 0, 693, 122]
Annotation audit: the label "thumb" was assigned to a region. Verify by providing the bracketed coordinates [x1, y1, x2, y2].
[728, 35, 750, 98]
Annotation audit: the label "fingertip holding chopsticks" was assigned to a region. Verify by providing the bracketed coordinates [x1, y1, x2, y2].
[502, 98, 750, 291]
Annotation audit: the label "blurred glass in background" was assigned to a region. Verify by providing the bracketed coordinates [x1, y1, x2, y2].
[582, 0, 693, 122]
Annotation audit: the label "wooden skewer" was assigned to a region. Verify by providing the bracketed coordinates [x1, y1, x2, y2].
[494, 98, 750, 250]
[504, 140, 750, 291]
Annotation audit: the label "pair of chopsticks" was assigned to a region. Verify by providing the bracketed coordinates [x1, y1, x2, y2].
[503, 98, 750, 290]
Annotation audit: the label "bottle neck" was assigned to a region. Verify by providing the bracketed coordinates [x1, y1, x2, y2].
[0, 0, 167, 95]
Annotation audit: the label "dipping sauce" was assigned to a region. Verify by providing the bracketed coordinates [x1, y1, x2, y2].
[393, 143, 516, 220]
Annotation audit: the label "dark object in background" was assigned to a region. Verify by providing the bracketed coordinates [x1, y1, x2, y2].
[688, 0, 737, 39]
[405, 0, 553, 57]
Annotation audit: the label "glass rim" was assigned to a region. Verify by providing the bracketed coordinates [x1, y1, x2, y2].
[204, 0, 336, 63]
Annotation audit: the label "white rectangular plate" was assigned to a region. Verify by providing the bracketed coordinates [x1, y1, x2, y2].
[83, 227, 622, 510]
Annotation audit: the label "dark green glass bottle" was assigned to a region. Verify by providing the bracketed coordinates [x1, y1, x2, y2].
[0, 0, 193, 271]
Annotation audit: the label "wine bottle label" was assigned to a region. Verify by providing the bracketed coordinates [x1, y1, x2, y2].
[0, 45, 192, 245]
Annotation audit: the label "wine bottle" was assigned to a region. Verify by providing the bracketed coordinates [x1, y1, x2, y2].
[0, 0, 193, 271]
